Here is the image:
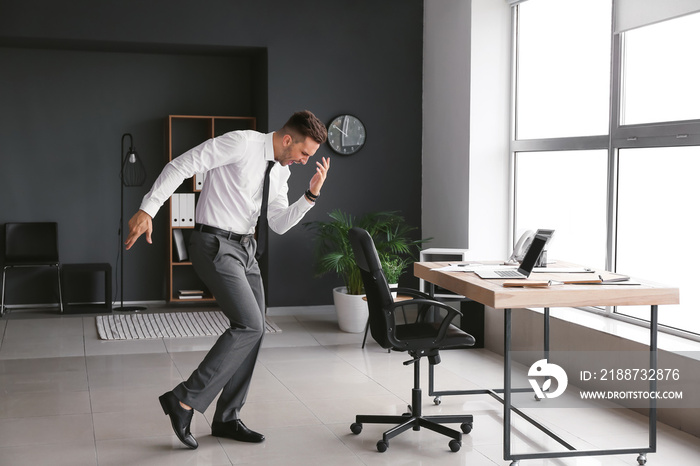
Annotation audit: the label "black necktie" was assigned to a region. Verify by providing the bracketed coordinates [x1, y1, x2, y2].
[255, 161, 275, 259]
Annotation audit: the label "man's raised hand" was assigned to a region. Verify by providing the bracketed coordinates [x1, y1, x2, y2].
[309, 156, 331, 195]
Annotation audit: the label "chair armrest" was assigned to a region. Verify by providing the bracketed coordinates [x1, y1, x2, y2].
[388, 298, 463, 343]
[389, 288, 438, 323]
[389, 287, 432, 300]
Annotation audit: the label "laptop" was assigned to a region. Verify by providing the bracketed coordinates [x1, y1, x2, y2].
[475, 233, 548, 279]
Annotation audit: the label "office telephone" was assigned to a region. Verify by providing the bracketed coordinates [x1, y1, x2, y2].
[508, 230, 535, 263]
[508, 229, 555, 264]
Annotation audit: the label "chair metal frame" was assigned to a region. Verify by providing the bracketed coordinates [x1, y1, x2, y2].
[2, 222, 63, 315]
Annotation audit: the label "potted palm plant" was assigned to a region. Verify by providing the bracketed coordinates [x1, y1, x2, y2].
[305, 209, 429, 332]
[381, 256, 411, 298]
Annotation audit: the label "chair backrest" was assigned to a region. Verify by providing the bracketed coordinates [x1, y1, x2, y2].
[4, 222, 60, 265]
[349, 227, 395, 349]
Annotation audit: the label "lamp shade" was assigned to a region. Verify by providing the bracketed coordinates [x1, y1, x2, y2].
[121, 135, 146, 187]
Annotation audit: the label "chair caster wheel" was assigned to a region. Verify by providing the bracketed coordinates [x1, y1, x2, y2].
[461, 422, 473, 434]
[510, 462, 520, 466]
[637, 453, 647, 465]
[350, 423, 362, 435]
[377, 440, 388, 452]
[434, 396, 442, 405]
[449, 439, 461, 452]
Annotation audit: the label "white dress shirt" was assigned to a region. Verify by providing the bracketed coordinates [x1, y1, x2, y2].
[139, 130, 313, 235]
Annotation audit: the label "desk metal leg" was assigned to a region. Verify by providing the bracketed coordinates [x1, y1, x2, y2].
[640, 304, 658, 465]
[543, 307, 550, 360]
[650, 304, 658, 450]
[539, 307, 551, 400]
[504, 308, 513, 462]
[504, 307, 556, 461]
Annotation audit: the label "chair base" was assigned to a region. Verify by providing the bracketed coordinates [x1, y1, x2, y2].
[352, 412, 473, 452]
[351, 382, 473, 452]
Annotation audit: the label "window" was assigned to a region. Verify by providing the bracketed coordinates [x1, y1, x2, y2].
[621, 12, 700, 125]
[515, 151, 607, 270]
[516, 0, 611, 139]
[616, 147, 700, 334]
[511, 1, 700, 339]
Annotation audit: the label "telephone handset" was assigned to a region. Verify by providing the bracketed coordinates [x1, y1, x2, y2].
[508, 230, 535, 263]
[508, 229, 555, 265]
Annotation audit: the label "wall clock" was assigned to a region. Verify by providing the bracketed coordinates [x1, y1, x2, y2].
[327, 114, 366, 155]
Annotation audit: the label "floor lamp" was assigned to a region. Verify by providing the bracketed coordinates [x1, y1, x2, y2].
[115, 133, 147, 312]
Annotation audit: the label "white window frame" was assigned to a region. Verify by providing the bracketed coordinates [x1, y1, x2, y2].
[509, 2, 700, 341]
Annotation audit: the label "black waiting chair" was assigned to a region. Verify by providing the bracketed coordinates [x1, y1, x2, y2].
[348, 227, 475, 453]
[1, 222, 63, 315]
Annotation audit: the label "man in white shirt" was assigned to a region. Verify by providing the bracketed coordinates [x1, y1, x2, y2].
[124, 110, 330, 449]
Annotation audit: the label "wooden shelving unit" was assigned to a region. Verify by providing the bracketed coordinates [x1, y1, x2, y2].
[166, 115, 257, 303]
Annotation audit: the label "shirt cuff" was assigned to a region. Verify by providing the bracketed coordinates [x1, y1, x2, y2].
[139, 199, 161, 219]
[299, 193, 315, 209]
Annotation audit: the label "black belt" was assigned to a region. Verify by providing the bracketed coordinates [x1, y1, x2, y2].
[195, 224, 252, 242]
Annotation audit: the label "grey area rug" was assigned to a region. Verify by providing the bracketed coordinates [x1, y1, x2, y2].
[96, 311, 281, 340]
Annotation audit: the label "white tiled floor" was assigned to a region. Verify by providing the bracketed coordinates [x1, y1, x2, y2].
[1, 305, 699, 465]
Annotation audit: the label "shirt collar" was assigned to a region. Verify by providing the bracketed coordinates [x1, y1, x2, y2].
[264, 132, 275, 164]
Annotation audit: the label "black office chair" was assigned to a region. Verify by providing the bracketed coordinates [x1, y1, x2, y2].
[348, 227, 475, 453]
[1, 222, 63, 315]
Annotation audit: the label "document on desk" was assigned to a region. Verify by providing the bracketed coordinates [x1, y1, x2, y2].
[598, 274, 642, 285]
[433, 265, 595, 273]
[532, 267, 594, 273]
[502, 280, 550, 288]
[429, 265, 641, 285]
[503, 276, 603, 287]
[431, 263, 508, 272]
[503, 273, 641, 286]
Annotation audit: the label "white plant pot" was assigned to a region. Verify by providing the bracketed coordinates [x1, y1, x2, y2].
[332, 286, 368, 333]
[388, 283, 398, 300]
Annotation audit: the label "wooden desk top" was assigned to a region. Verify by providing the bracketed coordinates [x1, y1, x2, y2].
[414, 262, 680, 309]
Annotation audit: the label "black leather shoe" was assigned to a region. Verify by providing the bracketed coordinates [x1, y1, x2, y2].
[212, 420, 265, 443]
[159, 391, 198, 449]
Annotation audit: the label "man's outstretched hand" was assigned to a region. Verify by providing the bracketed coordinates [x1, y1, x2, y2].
[125, 210, 153, 250]
[309, 156, 331, 196]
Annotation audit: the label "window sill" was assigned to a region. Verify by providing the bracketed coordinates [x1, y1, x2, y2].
[533, 306, 700, 357]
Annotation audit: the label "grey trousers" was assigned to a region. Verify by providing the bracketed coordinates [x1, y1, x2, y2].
[172, 230, 265, 423]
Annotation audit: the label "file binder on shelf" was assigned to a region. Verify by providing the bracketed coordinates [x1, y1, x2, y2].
[181, 193, 195, 227]
[171, 193, 180, 227]
[195, 172, 207, 191]
[173, 229, 188, 262]
[171, 193, 195, 228]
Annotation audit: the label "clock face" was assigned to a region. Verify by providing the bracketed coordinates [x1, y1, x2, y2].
[327, 115, 366, 155]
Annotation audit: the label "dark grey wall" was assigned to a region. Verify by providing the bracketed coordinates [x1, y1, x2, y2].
[0, 0, 424, 307]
